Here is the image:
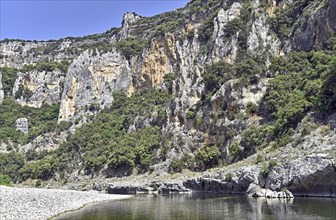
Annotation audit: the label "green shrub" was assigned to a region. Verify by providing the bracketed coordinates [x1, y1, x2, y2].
[0, 152, 25, 181]
[236, 56, 263, 86]
[240, 125, 274, 151]
[26, 149, 38, 161]
[224, 17, 243, 37]
[319, 125, 331, 136]
[114, 38, 146, 59]
[170, 159, 183, 173]
[164, 73, 176, 93]
[268, 160, 277, 167]
[202, 61, 234, 94]
[0, 173, 12, 186]
[325, 37, 336, 51]
[55, 121, 73, 134]
[261, 163, 270, 176]
[246, 102, 258, 115]
[318, 58, 336, 115]
[196, 117, 203, 128]
[187, 109, 196, 119]
[276, 133, 291, 148]
[22, 61, 70, 73]
[195, 145, 221, 171]
[302, 123, 312, 136]
[186, 29, 195, 39]
[256, 154, 263, 164]
[15, 85, 33, 99]
[230, 141, 241, 158]
[198, 12, 216, 43]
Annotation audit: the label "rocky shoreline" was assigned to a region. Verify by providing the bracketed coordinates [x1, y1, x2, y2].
[1, 154, 334, 220]
[0, 186, 131, 220]
[68, 152, 335, 198]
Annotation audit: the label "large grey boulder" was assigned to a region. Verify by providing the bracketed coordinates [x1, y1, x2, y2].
[246, 183, 294, 199]
[286, 157, 336, 197]
[15, 118, 28, 133]
[246, 183, 266, 197]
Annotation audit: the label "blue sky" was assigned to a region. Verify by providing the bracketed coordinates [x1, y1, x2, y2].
[0, 0, 189, 41]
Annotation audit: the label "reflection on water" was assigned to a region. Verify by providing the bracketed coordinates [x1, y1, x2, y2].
[54, 193, 336, 220]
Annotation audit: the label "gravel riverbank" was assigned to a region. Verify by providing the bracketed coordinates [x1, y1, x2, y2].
[0, 186, 132, 220]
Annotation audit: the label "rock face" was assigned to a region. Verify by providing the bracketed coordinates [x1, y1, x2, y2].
[180, 157, 336, 198]
[120, 12, 142, 38]
[58, 50, 132, 121]
[138, 35, 176, 88]
[15, 118, 28, 133]
[20, 131, 68, 153]
[282, 157, 336, 197]
[183, 166, 262, 195]
[212, 3, 242, 62]
[13, 69, 65, 108]
[292, 0, 336, 51]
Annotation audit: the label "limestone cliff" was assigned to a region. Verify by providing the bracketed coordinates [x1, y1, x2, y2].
[58, 50, 132, 121]
[0, 0, 335, 196]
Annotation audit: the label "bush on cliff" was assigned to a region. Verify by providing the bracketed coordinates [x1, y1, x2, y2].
[195, 145, 221, 171]
[0, 67, 18, 96]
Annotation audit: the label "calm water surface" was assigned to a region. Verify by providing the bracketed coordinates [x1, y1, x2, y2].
[54, 194, 336, 220]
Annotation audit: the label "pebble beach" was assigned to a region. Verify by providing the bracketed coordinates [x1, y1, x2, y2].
[0, 186, 131, 220]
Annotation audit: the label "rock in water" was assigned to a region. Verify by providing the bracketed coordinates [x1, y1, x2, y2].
[246, 183, 294, 199]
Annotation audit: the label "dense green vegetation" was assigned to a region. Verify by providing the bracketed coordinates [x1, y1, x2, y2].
[238, 49, 336, 154]
[114, 38, 147, 59]
[83, 38, 147, 60]
[0, 67, 18, 96]
[154, 20, 184, 37]
[0, 97, 60, 145]
[0, 173, 12, 186]
[202, 61, 234, 94]
[195, 145, 221, 171]
[55, 90, 170, 177]
[0, 152, 24, 183]
[0, 89, 171, 182]
[201, 55, 265, 101]
[264, 51, 336, 130]
[21, 60, 70, 73]
[199, 45, 335, 161]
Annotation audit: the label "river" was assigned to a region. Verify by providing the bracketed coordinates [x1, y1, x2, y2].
[54, 194, 336, 220]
